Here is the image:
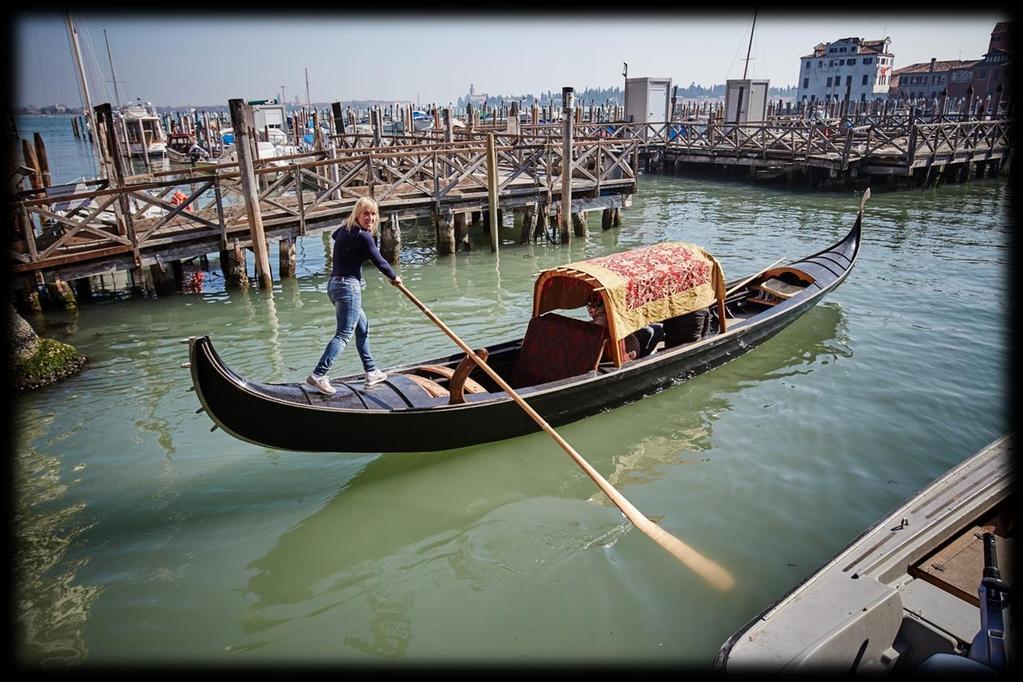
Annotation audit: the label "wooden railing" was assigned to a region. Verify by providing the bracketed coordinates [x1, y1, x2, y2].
[9, 137, 639, 271]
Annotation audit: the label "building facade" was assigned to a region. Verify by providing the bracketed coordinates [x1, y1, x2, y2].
[465, 83, 488, 109]
[971, 21, 1012, 102]
[795, 37, 894, 106]
[889, 58, 979, 100]
[890, 22, 1011, 108]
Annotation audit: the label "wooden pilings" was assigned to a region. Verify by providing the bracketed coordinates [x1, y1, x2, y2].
[561, 86, 575, 244]
[436, 209, 456, 255]
[45, 277, 77, 312]
[33, 133, 51, 188]
[381, 213, 401, 264]
[486, 133, 499, 252]
[572, 210, 588, 238]
[220, 241, 249, 290]
[279, 237, 296, 279]
[228, 98, 273, 289]
[453, 212, 470, 250]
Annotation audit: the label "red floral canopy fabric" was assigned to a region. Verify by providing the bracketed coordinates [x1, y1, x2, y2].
[533, 242, 725, 359]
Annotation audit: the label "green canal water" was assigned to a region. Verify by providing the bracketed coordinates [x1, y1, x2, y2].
[11, 170, 1010, 668]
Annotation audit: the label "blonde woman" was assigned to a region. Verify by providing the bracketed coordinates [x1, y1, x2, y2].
[307, 197, 402, 395]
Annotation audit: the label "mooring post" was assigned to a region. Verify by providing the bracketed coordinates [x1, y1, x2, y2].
[560, 86, 575, 244]
[148, 259, 178, 297]
[279, 237, 296, 279]
[486, 133, 500, 253]
[371, 107, 383, 147]
[572, 210, 588, 238]
[454, 211, 470, 250]
[21, 140, 43, 191]
[534, 203, 550, 242]
[436, 209, 456, 256]
[32, 133, 51, 188]
[72, 276, 93, 304]
[331, 101, 346, 148]
[443, 108, 453, 143]
[95, 103, 138, 270]
[228, 98, 273, 289]
[507, 101, 519, 136]
[602, 208, 613, 230]
[519, 203, 535, 244]
[44, 276, 78, 312]
[215, 239, 246, 290]
[381, 213, 402, 264]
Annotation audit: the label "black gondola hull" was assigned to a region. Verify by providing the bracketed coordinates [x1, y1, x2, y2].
[190, 212, 861, 453]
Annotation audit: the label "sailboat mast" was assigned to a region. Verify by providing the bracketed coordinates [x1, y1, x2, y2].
[103, 29, 124, 106]
[66, 12, 106, 178]
[742, 9, 757, 80]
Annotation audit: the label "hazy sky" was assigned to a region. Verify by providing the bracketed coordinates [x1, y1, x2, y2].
[14, 11, 1008, 108]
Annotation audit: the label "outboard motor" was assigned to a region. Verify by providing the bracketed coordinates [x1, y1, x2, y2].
[916, 532, 1013, 675]
[967, 533, 1012, 671]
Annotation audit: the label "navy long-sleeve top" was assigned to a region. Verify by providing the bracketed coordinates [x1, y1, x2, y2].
[329, 225, 398, 281]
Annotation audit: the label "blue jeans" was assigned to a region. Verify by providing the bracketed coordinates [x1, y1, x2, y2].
[312, 276, 377, 377]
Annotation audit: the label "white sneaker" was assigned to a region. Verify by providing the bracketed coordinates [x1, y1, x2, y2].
[306, 373, 336, 395]
[364, 369, 387, 386]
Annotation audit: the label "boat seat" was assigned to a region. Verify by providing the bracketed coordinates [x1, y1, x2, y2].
[749, 277, 808, 306]
[405, 373, 449, 399]
[510, 313, 606, 388]
[756, 277, 805, 299]
[417, 363, 488, 396]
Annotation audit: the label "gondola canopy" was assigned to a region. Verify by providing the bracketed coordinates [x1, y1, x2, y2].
[533, 242, 726, 364]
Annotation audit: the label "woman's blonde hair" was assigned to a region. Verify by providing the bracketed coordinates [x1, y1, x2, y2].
[346, 196, 380, 231]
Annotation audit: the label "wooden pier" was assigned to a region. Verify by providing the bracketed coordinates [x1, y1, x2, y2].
[10, 104, 637, 308]
[8, 95, 1012, 312]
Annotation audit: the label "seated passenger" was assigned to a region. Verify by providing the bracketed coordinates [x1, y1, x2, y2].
[586, 294, 663, 360]
[663, 306, 717, 348]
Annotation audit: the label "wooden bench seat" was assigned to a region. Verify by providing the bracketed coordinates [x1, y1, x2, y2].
[749, 277, 808, 306]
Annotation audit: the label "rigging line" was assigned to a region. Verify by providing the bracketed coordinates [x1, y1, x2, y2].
[80, 21, 113, 106]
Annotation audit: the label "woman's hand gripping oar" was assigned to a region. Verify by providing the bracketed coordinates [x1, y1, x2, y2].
[396, 282, 735, 592]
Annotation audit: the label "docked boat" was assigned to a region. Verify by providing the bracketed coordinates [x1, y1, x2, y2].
[188, 192, 865, 453]
[165, 132, 209, 164]
[118, 101, 167, 157]
[715, 434, 1013, 673]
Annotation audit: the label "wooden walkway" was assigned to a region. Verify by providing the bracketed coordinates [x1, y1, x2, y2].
[11, 137, 638, 283]
[8, 115, 1011, 291]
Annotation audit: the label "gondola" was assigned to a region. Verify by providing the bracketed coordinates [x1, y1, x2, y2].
[714, 434, 1013, 673]
[188, 192, 866, 453]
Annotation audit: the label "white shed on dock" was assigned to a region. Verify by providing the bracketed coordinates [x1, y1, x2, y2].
[724, 79, 769, 124]
[251, 102, 287, 133]
[625, 77, 672, 123]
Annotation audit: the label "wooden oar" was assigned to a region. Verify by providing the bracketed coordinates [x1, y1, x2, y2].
[724, 256, 787, 297]
[396, 282, 735, 592]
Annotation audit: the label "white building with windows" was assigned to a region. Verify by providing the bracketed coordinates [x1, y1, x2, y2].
[795, 37, 894, 106]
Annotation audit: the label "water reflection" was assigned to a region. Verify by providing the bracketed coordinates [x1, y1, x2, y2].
[234, 303, 847, 659]
[261, 290, 284, 382]
[587, 302, 850, 503]
[14, 410, 102, 667]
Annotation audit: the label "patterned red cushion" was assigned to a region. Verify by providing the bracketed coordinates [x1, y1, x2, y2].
[511, 313, 607, 388]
